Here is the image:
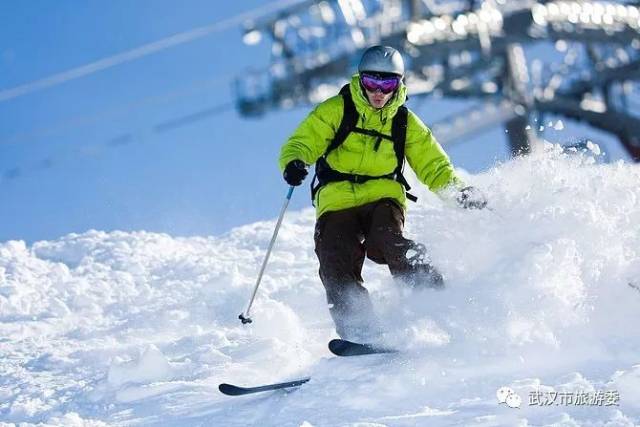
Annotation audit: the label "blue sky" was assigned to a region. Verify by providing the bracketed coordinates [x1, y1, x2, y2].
[0, 1, 629, 243]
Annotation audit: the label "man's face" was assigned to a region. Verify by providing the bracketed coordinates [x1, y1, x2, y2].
[365, 88, 394, 109]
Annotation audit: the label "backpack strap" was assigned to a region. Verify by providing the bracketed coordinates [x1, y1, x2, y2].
[391, 106, 417, 202]
[327, 84, 359, 153]
[310, 84, 357, 203]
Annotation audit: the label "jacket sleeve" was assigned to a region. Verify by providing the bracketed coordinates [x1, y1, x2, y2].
[278, 96, 343, 172]
[404, 110, 464, 192]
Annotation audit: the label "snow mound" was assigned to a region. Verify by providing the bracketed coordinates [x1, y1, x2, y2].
[1, 145, 639, 426]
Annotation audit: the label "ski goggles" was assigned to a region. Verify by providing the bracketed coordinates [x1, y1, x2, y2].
[360, 73, 401, 94]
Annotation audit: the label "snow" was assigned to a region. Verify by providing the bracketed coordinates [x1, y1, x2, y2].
[1, 145, 640, 426]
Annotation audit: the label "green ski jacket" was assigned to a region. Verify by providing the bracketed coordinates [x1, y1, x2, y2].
[279, 74, 463, 218]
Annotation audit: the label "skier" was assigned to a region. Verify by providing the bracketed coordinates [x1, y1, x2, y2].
[279, 45, 487, 342]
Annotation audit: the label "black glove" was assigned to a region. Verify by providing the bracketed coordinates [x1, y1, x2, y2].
[456, 186, 487, 210]
[283, 160, 308, 186]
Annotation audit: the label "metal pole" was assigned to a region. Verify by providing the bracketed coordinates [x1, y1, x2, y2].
[239, 186, 295, 324]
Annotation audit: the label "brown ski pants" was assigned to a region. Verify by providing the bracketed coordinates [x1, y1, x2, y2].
[314, 198, 442, 341]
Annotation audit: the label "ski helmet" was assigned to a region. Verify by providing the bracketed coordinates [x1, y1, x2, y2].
[358, 46, 404, 77]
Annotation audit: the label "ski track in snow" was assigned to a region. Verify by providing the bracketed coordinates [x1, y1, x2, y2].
[1, 144, 640, 426]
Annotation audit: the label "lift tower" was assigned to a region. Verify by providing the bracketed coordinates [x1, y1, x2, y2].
[236, 0, 640, 160]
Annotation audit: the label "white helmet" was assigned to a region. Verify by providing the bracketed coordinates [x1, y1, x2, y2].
[358, 45, 405, 76]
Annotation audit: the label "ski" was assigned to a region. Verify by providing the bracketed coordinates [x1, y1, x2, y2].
[218, 377, 310, 396]
[328, 339, 398, 357]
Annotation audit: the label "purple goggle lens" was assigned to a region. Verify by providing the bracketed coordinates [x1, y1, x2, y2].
[360, 74, 400, 94]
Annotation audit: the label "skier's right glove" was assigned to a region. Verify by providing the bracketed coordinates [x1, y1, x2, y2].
[283, 160, 308, 186]
[456, 186, 487, 210]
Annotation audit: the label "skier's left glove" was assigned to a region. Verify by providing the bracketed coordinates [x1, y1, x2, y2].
[456, 186, 487, 210]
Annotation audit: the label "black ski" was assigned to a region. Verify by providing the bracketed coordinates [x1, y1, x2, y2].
[328, 339, 398, 356]
[219, 377, 310, 396]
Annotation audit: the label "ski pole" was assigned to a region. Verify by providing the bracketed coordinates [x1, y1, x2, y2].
[239, 186, 295, 324]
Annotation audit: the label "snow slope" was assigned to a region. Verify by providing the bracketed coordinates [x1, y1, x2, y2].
[1, 144, 640, 426]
